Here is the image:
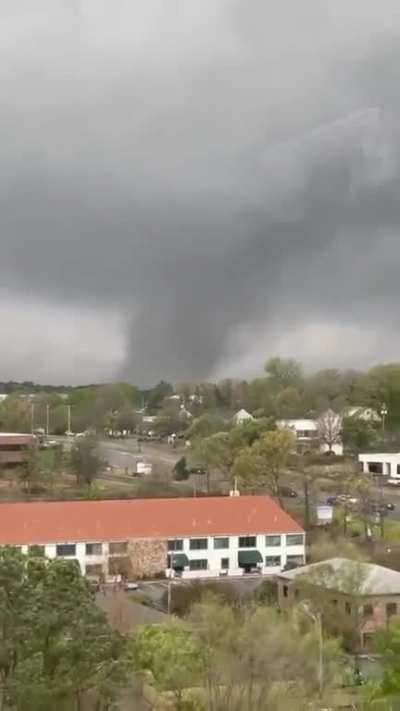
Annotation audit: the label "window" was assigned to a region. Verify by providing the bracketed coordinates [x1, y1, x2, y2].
[56, 544, 76, 557]
[86, 543, 102, 556]
[363, 604, 373, 618]
[283, 585, 288, 598]
[265, 555, 281, 567]
[189, 538, 208, 550]
[286, 555, 304, 568]
[345, 602, 352, 615]
[238, 536, 256, 548]
[221, 557, 229, 569]
[86, 564, 103, 577]
[369, 462, 383, 474]
[168, 539, 183, 551]
[214, 537, 229, 549]
[265, 535, 281, 547]
[109, 541, 128, 555]
[108, 557, 131, 576]
[286, 534, 304, 547]
[387, 603, 397, 619]
[189, 559, 208, 571]
[28, 545, 45, 556]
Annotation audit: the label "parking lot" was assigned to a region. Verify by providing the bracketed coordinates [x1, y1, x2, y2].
[132, 574, 266, 608]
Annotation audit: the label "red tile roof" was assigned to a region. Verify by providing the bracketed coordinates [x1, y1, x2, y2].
[0, 495, 303, 545]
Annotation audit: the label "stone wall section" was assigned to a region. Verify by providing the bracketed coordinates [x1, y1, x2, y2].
[127, 538, 167, 578]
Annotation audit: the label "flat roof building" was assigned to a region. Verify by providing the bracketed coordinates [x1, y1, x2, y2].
[0, 432, 37, 466]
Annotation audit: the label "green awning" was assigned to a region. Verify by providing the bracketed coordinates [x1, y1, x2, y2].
[238, 550, 263, 567]
[171, 553, 189, 568]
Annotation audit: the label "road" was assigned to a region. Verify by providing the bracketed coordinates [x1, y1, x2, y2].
[98, 438, 181, 473]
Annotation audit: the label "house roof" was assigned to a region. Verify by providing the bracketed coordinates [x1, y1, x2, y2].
[0, 495, 303, 545]
[232, 409, 254, 421]
[278, 557, 400, 596]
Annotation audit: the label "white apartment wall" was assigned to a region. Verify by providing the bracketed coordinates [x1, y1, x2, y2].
[170, 532, 305, 577]
[15, 531, 305, 579]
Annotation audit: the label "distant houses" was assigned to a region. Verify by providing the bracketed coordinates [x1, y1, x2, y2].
[277, 410, 343, 456]
[232, 409, 254, 425]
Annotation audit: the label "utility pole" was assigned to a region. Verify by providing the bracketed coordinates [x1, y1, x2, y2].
[66, 405, 71, 434]
[46, 404, 50, 436]
[30, 403, 35, 434]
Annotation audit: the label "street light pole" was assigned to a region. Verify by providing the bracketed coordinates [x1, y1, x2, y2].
[381, 403, 388, 434]
[46, 404, 50, 436]
[66, 405, 71, 434]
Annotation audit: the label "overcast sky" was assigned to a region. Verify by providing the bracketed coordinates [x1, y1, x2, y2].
[2, 1, 400, 385]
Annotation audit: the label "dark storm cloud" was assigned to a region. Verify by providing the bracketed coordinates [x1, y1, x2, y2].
[2, 1, 400, 384]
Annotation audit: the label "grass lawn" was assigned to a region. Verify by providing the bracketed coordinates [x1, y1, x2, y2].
[38, 447, 58, 472]
[333, 506, 400, 544]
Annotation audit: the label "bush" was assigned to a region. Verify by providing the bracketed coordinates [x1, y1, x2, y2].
[161, 580, 239, 616]
[253, 579, 278, 605]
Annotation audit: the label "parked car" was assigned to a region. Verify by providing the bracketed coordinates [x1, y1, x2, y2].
[387, 478, 400, 487]
[368, 499, 395, 513]
[124, 581, 139, 591]
[278, 486, 298, 498]
[337, 494, 358, 505]
[326, 496, 338, 505]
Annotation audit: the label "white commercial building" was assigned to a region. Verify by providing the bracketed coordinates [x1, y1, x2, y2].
[0, 495, 305, 580]
[359, 452, 400, 479]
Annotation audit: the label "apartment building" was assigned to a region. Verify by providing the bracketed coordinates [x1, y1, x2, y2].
[0, 495, 305, 580]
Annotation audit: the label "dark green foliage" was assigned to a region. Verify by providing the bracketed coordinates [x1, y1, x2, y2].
[160, 580, 239, 616]
[69, 436, 102, 487]
[342, 416, 376, 452]
[0, 548, 128, 711]
[173, 456, 189, 480]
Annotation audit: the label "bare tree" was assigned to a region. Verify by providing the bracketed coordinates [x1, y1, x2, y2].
[317, 409, 342, 453]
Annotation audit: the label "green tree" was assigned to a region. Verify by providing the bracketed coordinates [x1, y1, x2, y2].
[188, 596, 341, 711]
[229, 417, 274, 449]
[173, 456, 189, 481]
[232, 429, 295, 504]
[342, 415, 376, 453]
[186, 413, 228, 440]
[132, 619, 202, 709]
[190, 432, 236, 490]
[69, 436, 102, 487]
[0, 549, 128, 711]
[0, 395, 31, 433]
[17, 448, 47, 492]
[146, 381, 174, 413]
[368, 617, 400, 706]
[264, 357, 303, 391]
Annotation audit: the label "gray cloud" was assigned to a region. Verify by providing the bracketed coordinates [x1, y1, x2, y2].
[2, 1, 400, 384]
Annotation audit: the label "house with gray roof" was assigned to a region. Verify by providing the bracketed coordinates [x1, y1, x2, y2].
[277, 557, 400, 649]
